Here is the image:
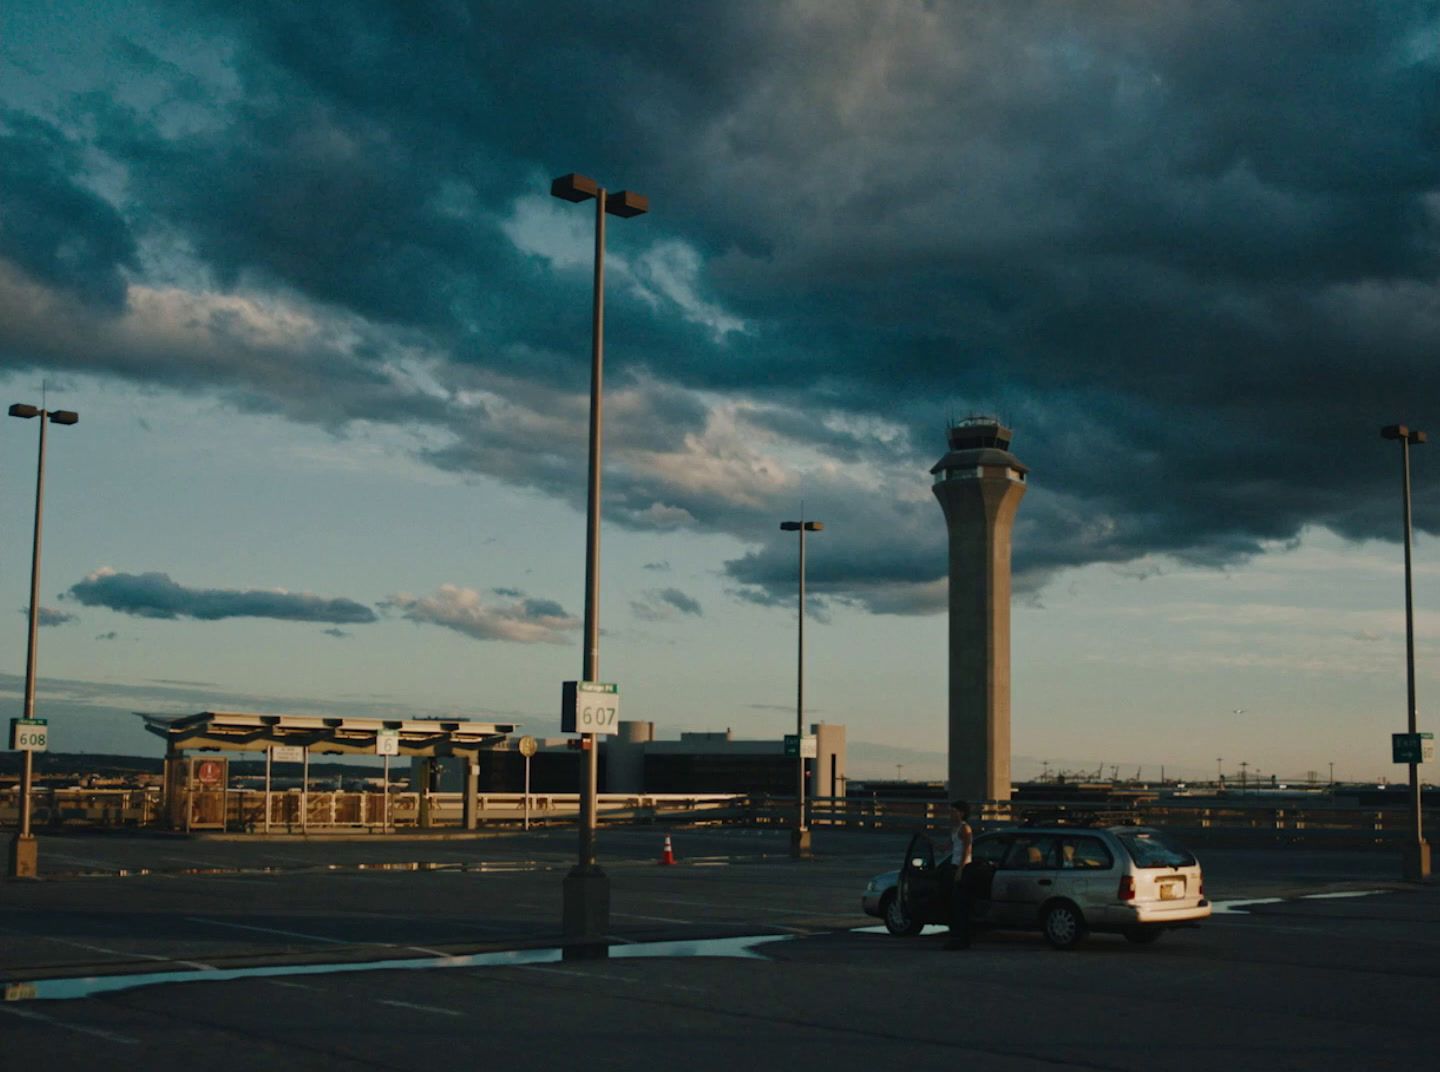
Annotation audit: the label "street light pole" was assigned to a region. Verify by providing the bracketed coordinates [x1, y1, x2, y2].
[551, 173, 648, 949]
[780, 517, 823, 859]
[1381, 424, 1431, 880]
[6, 403, 78, 879]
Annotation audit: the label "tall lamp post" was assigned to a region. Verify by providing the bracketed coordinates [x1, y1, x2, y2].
[1381, 423, 1431, 881]
[6, 403, 78, 879]
[550, 172, 648, 947]
[781, 517, 822, 859]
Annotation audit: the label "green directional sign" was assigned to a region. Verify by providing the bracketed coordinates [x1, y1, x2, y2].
[784, 734, 817, 759]
[1393, 732, 1435, 764]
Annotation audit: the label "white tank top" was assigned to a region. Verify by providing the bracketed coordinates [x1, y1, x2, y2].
[952, 824, 972, 868]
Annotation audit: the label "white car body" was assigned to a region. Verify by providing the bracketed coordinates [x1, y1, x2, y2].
[862, 823, 1211, 948]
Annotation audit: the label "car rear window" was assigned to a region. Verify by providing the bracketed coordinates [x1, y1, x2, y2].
[1058, 835, 1113, 870]
[1116, 830, 1196, 868]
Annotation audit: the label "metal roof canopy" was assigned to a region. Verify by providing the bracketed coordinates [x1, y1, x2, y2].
[137, 711, 517, 758]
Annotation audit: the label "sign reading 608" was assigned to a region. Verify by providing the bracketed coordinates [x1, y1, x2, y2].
[9, 718, 48, 752]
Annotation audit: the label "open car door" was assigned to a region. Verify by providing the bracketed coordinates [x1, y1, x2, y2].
[899, 832, 944, 926]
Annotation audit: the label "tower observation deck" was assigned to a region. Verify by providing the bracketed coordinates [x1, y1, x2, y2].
[930, 417, 1027, 803]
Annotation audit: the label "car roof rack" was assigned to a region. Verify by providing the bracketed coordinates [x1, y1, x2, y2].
[1017, 808, 1141, 828]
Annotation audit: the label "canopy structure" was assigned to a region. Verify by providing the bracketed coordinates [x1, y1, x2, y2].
[137, 710, 517, 758]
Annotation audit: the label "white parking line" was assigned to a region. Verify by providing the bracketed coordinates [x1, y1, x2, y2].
[184, 917, 351, 944]
[654, 897, 816, 917]
[0, 1004, 139, 1045]
[611, 912, 697, 925]
[375, 999, 462, 1017]
[39, 852, 122, 870]
[1210, 889, 1389, 915]
[521, 966, 640, 983]
[0, 926, 214, 970]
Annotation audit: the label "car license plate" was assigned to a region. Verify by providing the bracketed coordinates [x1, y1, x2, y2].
[1159, 879, 1184, 900]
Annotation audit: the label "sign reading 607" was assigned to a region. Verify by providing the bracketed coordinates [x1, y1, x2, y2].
[561, 681, 620, 735]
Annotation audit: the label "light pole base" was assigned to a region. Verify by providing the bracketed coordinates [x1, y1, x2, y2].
[790, 827, 813, 860]
[1402, 841, 1432, 882]
[7, 834, 38, 879]
[563, 866, 610, 957]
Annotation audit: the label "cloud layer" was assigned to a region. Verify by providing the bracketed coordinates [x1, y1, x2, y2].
[3, 2, 1438, 612]
[384, 585, 579, 644]
[66, 568, 378, 624]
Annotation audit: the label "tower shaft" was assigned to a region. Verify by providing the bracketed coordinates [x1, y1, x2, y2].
[931, 419, 1027, 805]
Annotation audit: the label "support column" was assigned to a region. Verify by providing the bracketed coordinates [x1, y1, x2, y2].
[417, 758, 434, 829]
[463, 758, 479, 830]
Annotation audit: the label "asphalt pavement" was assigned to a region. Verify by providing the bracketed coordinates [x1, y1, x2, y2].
[1, 827, 1435, 1070]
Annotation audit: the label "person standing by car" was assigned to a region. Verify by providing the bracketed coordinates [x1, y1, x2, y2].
[944, 800, 974, 949]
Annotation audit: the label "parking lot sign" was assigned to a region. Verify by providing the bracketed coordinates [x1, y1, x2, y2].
[1393, 732, 1435, 764]
[562, 681, 620, 734]
[784, 734, 817, 758]
[9, 718, 47, 752]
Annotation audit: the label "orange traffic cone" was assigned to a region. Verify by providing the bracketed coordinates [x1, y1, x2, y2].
[659, 834, 676, 865]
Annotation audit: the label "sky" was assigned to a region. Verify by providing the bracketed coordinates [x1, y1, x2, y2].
[1, 1, 1438, 783]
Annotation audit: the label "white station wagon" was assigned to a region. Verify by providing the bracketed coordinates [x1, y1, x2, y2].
[862, 822, 1211, 949]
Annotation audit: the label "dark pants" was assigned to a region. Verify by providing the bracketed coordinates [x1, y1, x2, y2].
[947, 865, 972, 947]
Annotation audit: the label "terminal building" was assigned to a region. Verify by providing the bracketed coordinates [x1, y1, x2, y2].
[428, 720, 847, 798]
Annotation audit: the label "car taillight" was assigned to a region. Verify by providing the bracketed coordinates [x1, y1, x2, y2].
[1199, 879, 1205, 897]
[1118, 875, 1135, 901]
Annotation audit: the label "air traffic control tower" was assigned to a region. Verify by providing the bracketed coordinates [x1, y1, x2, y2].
[931, 417, 1028, 804]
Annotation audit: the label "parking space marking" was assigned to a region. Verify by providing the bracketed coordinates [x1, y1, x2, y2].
[40, 852, 123, 870]
[611, 912, 697, 925]
[0, 1004, 139, 1045]
[376, 999, 462, 1017]
[0, 926, 216, 970]
[184, 917, 352, 944]
[654, 897, 818, 917]
[263, 979, 323, 991]
[521, 966, 641, 984]
[163, 855, 233, 868]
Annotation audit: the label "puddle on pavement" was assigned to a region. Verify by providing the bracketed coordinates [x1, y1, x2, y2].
[2, 933, 795, 1004]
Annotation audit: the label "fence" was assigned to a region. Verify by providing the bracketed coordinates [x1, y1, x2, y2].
[0, 786, 747, 832]
[1, 785, 1435, 846]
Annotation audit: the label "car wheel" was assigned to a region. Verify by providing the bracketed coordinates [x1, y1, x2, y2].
[1123, 925, 1164, 945]
[882, 891, 923, 936]
[1041, 901, 1088, 950]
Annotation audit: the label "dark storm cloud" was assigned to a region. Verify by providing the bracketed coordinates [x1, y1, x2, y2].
[0, 112, 137, 308]
[66, 569, 378, 624]
[4, 1, 1439, 612]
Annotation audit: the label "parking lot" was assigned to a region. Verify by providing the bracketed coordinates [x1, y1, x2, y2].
[2, 827, 1436, 1070]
